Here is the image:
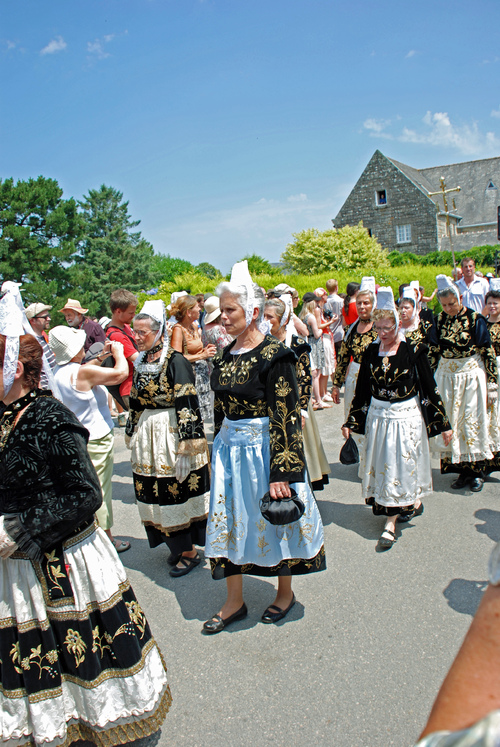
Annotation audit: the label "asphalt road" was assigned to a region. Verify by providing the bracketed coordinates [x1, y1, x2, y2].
[110, 403, 499, 747]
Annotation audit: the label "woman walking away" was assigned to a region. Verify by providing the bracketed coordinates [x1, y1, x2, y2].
[344, 287, 452, 550]
[204, 262, 325, 633]
[126, 300, 210, 577]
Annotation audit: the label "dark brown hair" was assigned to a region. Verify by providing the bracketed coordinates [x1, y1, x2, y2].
[0, 334, 43, 390]
[110, 289, 138, 312]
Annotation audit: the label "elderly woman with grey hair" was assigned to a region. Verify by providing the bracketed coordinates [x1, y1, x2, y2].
[126, 301, 210, 577]
[203, 262, 325, 634]
[428, 275, 500, 492]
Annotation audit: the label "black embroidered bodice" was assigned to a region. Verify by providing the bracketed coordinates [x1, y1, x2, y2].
[487, 319, 500, 357]
[0, 390, 102, 561]
[333, 320, 378, 388]
[211, 335, 305, 483]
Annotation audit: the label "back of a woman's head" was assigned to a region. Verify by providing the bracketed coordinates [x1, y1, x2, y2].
[344, 282, 360, 313]
[0, 334, 43, 390]
[170, 295, 197, 321]
[265, 297, 286, 318]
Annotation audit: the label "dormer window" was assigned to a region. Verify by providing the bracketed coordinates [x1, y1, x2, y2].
[376, 189, 387, 206]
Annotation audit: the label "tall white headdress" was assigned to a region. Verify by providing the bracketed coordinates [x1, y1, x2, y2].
[489, 278, 500, 292]
[359, 276, 377, 308]
[229, 260, 269, 335]
[279, 293, 295, 347]
[0, 281, 61, 398]
[376, 286, 399, 326]
[436, 274, 460, 300]
[401, 285, 418, 322]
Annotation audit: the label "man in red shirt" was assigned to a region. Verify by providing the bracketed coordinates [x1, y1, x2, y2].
[106, 289, 139, 410]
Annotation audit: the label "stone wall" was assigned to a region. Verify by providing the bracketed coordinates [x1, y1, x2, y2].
[334, 151, 439, 255]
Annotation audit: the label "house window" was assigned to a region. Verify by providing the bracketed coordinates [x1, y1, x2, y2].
[396, 224, 412, 244]
[375, 189, 387, 206]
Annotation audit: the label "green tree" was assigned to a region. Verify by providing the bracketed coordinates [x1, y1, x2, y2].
[281, 223, 389, 275]
[151, 254, 193, 284]
[195, 261, 221, 279]
[242, 253, 277, 276]
[73, 185, 155, 317]
[0, 176, 82, 303]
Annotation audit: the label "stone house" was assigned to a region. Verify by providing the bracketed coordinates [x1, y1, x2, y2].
[333, 150, 500, 255]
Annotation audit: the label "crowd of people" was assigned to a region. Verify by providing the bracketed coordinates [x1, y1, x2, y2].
[1, 252, 500, 744]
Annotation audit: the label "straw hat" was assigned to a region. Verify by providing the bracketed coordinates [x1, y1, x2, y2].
[204, 296, 221, 324]
[59, 298, 89, 314]
[48, 326, 87, 365]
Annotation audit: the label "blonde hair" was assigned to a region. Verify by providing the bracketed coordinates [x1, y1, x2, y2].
[299, 300, 318, 320]
[371, 309, 396, 323]
[170, 294, 197, 321]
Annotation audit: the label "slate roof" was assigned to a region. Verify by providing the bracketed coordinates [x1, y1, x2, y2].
[386, 153, 500, 228]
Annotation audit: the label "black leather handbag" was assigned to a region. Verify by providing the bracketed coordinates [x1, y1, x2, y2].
[260, 488, 305, 525]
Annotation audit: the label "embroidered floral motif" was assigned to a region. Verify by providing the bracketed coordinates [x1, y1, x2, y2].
[10, 641, 59, 679]
[64, 628, 87, 667]
[126, 600, 147, 638]
[44, 549, 67, 595]
[188, 473, 200, 491]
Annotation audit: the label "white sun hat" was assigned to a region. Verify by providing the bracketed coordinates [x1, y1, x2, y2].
[48, 326, 87, 366]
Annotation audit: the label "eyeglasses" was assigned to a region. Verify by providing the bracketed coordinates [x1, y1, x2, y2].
[133, 329, 153, 338]
[34, 314, 50, 320]
[374, 323, 397, 334]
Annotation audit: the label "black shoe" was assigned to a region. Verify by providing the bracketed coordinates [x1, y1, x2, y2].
[451, 475, 469, 489]
[261, 594, 296, 624]
[378, 529, 396, 550]
[169, 554, 200, 577]
[397, 502, 424, 523]
[167, 552, 181, 566]
[203, 604, 248, 634]
[470, 477, 484, 492]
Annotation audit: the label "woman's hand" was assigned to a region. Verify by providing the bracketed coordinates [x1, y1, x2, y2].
[203, 344, 216, 359]
[331, 386, 340, 405]
[341, 426, 351, 439]
[301, 415, 306, 430]
[442, 430, 453, 447]
[0, 517, 17, 558]
[269, 481, 291, 499]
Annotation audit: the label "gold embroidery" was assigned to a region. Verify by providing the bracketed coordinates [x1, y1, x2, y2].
[168, 482, 180, 498]
[218, 357, 258, 387]
[44, 549, 67, 595]
[261, 340, 281, 360]
[64, 629, 87, 667]
[188, 473, 200, 491]
[126, 600, 147, 638]
[177, 407, 198, 426]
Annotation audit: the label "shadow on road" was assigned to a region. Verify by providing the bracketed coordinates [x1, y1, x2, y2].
[474, 508, 500, 543]
[443, 578, 488, 616]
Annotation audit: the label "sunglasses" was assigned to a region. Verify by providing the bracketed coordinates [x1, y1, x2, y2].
[34, 314, 51, 320]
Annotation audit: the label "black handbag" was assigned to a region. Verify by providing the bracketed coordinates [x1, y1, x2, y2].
[339, 435, 359, 465]
[260, 488, 305, 525]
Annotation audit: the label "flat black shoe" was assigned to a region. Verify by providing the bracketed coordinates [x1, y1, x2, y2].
[451, 475, 469, 489]
[378, 530, 396, 550]
[261, 594, 296, 624]
[167, 552, 181, 566]
[397, 503, 424, 523]
[470, 477, 484, 492]
[203, 604, 248, 634]
[169, 554, 200, 577]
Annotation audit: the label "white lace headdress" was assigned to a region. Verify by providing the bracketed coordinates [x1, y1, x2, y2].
[279, 293, 296, 347]
[359, 276, 377, 308]
[134, 299, 169, 373]
[229, 260, 270, 335]
[0, 282, 61, 398]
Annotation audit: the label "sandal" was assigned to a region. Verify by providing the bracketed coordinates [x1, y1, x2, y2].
[113, 539, 131, 553]
[378, 530, 396, 549]
[169, 553, 201, 577]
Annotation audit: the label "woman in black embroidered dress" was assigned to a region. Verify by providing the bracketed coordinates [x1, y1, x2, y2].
[126, 302, 210, 578]
[0, 334, 170, 747]
[428, 277, 500, 492]
[203, 267, 325, 633]
[343, 292, 452, 550]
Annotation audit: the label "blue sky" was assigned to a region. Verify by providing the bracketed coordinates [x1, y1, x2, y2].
[2, 0, 500, 272]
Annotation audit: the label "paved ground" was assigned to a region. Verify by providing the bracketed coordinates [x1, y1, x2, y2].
[110, 402, 499, 747]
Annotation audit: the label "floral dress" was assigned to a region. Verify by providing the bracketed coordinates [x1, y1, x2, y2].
[0, 389, 170, 747]
[205, 335, 326, 578]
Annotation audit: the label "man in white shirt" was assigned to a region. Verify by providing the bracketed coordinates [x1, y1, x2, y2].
[456, 258, 489, 314]
[324, 279, 344, 357]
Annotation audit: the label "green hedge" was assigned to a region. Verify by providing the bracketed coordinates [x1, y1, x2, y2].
[388, 245, 500, 267]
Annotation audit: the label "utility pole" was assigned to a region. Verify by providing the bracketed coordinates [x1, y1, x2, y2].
[428, 177, 461, 275]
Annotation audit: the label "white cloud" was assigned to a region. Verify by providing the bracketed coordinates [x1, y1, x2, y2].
[87, 34, 115, 59]
[363, 110, 500, 156]
[405, 49, 416, 58]
[491, 107, 500, 119]
[287, 193, 308, 203]
[363, 118, 394, 139]
[399, 111, 500, 155]
[40, 36, 67, 55]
